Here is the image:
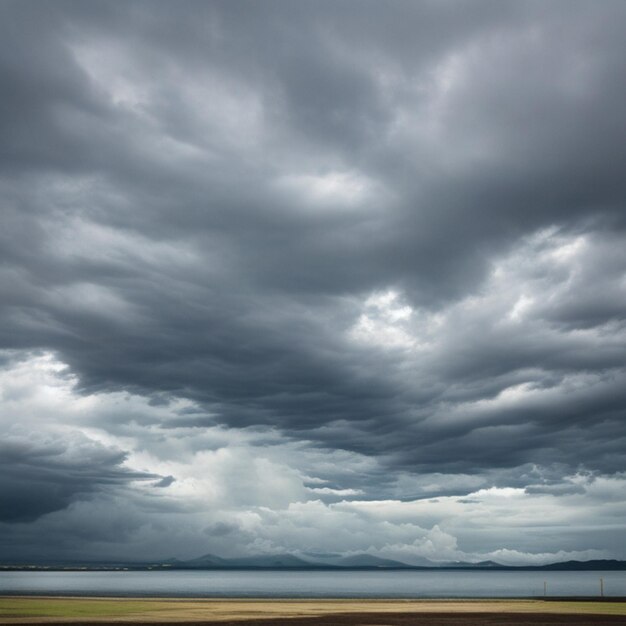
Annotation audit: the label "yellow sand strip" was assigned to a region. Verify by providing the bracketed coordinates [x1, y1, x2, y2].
[1, 597, 625, 623]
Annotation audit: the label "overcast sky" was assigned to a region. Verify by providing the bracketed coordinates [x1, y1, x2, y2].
[1, 0, 626, 565]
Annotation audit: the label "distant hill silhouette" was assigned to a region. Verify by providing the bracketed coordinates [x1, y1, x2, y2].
[157, 553, 626, 571]
[2, 554, 625, 571]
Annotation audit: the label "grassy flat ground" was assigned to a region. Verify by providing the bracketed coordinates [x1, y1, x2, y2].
[1, 597, 626, 624]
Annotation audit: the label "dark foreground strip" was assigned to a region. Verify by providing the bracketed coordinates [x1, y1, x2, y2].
[19, 614, 626, 626]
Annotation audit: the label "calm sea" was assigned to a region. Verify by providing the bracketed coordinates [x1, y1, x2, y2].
[1, 570, 625, 598]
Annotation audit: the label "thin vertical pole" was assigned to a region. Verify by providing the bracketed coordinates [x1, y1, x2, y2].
[600, 577, 604, 597]
[544, 581, 547, 597]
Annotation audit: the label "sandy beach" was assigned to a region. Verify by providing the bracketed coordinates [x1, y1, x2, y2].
[1, 597, 626, 625]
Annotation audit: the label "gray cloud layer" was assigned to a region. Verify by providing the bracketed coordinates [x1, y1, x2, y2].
[1, 0, 625, 562]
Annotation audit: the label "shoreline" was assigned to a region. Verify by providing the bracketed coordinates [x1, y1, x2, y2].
[2, 595, 626, 601]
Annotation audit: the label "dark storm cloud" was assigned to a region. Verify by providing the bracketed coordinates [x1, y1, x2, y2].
[0, 430, 159, 522]
[1, 0, 626, 515]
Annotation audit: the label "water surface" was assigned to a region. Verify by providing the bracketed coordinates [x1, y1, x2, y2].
[1, 569, 625, 598]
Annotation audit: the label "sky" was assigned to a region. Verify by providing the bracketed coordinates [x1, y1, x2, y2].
[1, 0, 625, 566]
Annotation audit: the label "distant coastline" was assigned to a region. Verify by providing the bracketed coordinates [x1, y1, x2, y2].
[2, 557, 625, 572]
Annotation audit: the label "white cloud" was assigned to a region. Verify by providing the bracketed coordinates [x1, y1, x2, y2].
[276, 170, 378, 210]
[349, 289, 417, 349]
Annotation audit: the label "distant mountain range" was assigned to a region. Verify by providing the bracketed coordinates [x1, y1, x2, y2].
[2, 553, 625, 571]
[157, 553, 626, 571]
[177, 552, 416, 569]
